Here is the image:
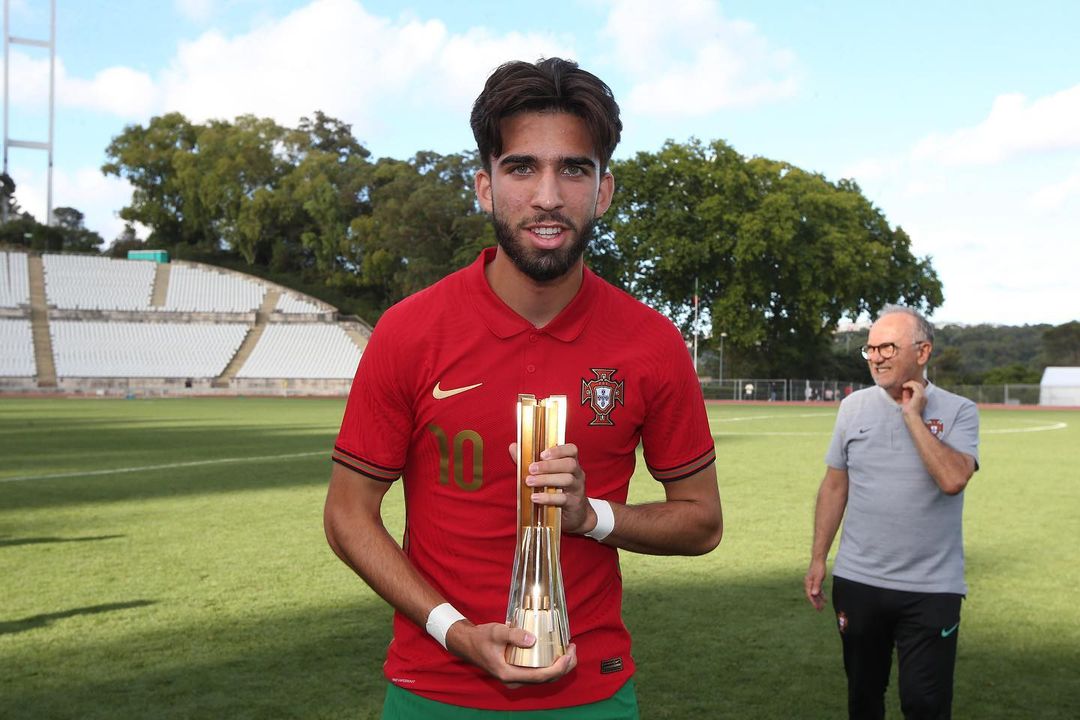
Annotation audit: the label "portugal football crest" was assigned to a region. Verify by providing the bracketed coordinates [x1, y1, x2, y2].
[925, 419, 944, 438]
[581, 368, 625, 426]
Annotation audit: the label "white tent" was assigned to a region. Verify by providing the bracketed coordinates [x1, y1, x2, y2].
[1039, 367, 1080, 406]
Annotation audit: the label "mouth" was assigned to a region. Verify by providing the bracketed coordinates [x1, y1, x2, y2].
[527, 224, 568, 249]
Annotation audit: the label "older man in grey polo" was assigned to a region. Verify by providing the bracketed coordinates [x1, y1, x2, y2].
[805, 306, 979, 720]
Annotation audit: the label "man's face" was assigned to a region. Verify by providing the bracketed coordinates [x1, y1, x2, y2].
[475, 111, 614, 283]
[865, 313, 931, 394]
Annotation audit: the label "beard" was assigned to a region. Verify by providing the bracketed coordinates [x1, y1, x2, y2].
[492, 211, 595, 283]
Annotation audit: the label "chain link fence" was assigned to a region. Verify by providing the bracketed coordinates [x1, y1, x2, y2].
[700, 379, 872, 402]
[701, 380, 1076, 406]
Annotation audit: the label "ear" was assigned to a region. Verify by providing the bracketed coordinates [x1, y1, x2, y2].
[916, 341, 933, 368]
[594, 171, 615, 218]
[475, 168, 493, 214]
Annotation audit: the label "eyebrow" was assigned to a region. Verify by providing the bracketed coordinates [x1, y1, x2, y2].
[498, 154, 598, 171]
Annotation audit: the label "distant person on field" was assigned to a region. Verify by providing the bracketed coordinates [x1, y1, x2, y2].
[324, 57, 723, 719]
[805, 305, 979, 719]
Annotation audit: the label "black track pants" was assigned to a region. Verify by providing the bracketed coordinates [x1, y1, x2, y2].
[832, 576, 963, 720]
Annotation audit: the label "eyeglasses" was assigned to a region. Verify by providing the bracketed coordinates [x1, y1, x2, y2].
[860, 341, 925, 360]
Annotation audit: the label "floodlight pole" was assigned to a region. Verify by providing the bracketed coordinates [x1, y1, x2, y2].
[692, 277, 699, 376]
[3, 0, 56, 225]
[719, 332, 727, 384]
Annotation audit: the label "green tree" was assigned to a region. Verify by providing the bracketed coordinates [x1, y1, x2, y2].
[347, 151, 491, 309]
[601, 139, 944, 376]
[102, 112, 201, 247]
[52, 207, 104, 252]
[108, 223, 144, 258]
[1043, 321, 1080, 366]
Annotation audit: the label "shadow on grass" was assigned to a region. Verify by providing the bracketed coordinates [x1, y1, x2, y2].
[2, 572, 1076, 720]
[0, 600, 157, 636]
[0, 423, 336, 512]
[0, 534, 125, 548]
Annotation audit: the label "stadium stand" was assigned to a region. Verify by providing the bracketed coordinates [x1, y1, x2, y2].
[43, 253, 155, 310]
[50, 321, 250, 378]
[0, 251, 30, 308]
[275, 293, 325, 314]
[163, 264, 266, 313]
[0, 318, 35, 376]
[0, 251, 371, 396]
[236, 323, 361, 379]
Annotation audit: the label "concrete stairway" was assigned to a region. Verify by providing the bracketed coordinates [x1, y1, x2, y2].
[150, 262, 171, 307]
[212, 288, 280, 387]
[27, 255, 57, 387]
[344, 327, 368, 351]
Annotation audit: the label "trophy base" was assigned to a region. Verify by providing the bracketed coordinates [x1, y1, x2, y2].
[505, 606, 568, 667]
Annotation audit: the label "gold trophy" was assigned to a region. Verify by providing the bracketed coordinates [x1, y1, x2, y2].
[505, 394, 570, 667]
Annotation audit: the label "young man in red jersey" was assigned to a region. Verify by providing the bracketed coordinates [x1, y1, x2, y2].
[325, 57, 723, 719]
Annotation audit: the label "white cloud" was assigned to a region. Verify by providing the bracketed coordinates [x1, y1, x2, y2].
[63, 66, 159, 118]
[1029, 162, 1080, 211]
[2, 50, 157, 119]
[154, 0, 568, 138]
[12, 162, 134, 243]
[174, 0, 216, 24]
[912, 84, 1080, 166]
[599, 0, 798, 117]
[6, 0, 572, 134]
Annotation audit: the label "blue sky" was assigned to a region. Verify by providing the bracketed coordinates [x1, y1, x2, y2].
[4, 0, 1078, 326]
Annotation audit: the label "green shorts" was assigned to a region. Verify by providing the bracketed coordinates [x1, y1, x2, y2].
[381, 678, 639, 720]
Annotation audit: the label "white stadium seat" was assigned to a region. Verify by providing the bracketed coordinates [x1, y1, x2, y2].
[0, 252, 31, 308]
[0, 319, 35, 376]
[43, 253, 155, 311]
[236, 324, 360, 379]
[50, 321, 248, 378]
[163, 265, 266, 313]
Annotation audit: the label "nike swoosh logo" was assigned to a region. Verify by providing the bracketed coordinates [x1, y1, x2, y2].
[941, 622, 959, 638]
[858, 427, 871, 434]
[432, 381, 483, 400]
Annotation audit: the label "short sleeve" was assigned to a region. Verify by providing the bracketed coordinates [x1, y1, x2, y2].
[640, 321, 716, 482]
[943, 399, 980, 469]
[332, 312, 415, 481]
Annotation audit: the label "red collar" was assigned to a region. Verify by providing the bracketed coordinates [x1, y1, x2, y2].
[464, 246, 598, 342]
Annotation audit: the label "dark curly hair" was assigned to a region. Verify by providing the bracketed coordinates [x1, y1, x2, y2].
[470, 57, 622, 173]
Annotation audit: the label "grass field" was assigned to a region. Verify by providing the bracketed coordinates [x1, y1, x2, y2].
[1, 397, 1077, 719]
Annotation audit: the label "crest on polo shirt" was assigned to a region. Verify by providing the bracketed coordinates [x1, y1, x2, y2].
[581, 368, 624, 426]
[925, 418, 944, 437]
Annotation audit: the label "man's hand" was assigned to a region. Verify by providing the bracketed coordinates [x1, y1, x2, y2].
[508, 442, 595, 535]
[804, 559, 828, 611]
[900, 379, 928, 419]
[446, 621, 577, 686]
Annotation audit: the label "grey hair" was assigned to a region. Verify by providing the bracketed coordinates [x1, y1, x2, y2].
[877, 304, 934, 344]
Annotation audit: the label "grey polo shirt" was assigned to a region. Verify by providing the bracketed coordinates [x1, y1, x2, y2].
[826, 383, 979, 595]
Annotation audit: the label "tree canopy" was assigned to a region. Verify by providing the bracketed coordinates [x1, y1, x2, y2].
[597, 139, 943, 376]
[102, 111, 491, 319]
[96, 114, 965, 378]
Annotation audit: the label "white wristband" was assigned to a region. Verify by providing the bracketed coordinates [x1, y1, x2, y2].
[425, 602, 466, 650]
[585, 497, 615, 541]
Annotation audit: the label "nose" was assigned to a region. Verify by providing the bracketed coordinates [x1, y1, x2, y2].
[531, 168, 564, 211]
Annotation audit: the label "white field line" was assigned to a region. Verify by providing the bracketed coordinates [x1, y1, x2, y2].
[711, 416, 1067, 437]
[4, 420, 1067, 483]
[983, 422, 1068, 434]
[1, 450, 326, 484]
[712, 413, 835, 423]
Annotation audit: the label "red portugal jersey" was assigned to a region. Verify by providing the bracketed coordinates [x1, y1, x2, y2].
[333, 247, 715, 710]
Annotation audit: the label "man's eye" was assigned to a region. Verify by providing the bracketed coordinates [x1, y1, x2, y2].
[510, 165, 533, 175]
[563, 166, 585, 176]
